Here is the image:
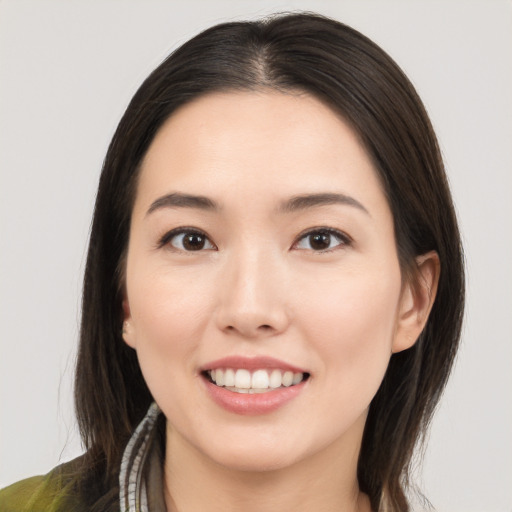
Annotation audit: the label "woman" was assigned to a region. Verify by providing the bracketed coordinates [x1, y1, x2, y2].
[0, 12, 464, 512]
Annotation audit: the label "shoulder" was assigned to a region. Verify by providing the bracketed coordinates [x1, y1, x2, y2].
[0, 457, 89, 512]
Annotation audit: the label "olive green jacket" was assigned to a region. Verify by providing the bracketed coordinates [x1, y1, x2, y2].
[0, 459, 90, 512]
[0, 403, 163, 512]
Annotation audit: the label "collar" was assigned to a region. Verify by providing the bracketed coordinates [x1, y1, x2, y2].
[119, 402, 167, 511]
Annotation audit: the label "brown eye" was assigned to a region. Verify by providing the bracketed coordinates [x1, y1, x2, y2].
[295, 229, 350, 252]
[309, 232, 331, 250]
[182, 232, 206, 250]
[165, 230, 215, 251]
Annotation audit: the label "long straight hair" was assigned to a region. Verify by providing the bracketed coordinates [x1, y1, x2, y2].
[75, 12, 464, 511]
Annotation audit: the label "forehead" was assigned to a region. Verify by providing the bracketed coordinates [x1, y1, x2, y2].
[135, 91, 386, 216]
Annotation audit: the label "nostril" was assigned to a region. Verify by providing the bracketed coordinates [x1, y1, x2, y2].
[221, 321, 283, 337]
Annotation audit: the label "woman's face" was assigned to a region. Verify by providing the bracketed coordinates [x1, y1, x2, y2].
[123, 91, 421, 472]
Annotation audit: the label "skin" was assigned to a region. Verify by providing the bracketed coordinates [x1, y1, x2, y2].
[122, 91, 439, 512]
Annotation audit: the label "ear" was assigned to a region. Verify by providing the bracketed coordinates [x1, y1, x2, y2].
[392, 251, 440, 353]
[121, 298, 136, 349]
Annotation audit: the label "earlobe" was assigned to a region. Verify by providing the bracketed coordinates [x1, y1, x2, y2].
[392, 251, 440, 353]
[122, 299, 136, 349]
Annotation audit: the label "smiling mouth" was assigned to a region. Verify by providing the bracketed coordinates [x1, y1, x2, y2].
[203, 368, 310, 394]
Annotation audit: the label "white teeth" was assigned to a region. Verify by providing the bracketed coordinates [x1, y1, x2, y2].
[269, 369, 282, 388]
[251, 369, 269, 389]
[208, 368, 306, 392]
[282, 371, 294, 387]
[292, 372, 302, 385]
[215, 369, 224, 386]
[224, 368, 235, 387]
[234, 369, 251, 389]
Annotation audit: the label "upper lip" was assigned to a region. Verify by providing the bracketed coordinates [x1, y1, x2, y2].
[200, 356, 308, 374]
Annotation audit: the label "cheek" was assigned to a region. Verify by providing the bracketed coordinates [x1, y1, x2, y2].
[299, 266, 401, 390]
[126, 266, 215, 392]
[131, 265, 213, 339]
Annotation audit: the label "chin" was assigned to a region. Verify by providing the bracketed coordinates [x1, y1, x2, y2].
[209, 446, 298, 473]
[195, 426, 319, 474]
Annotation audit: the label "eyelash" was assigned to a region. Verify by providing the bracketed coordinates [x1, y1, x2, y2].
[157, 227, 352, 253]
[293, 227, 352, 252]
[157, 227, 216, 251]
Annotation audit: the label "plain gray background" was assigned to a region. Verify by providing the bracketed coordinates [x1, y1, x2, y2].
[1, 1, 511, 510]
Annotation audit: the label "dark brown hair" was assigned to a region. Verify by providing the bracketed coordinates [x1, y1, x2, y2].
[75, 12, 464, 511]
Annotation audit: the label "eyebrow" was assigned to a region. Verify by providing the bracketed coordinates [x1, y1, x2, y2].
[277, 192, 370, 215]
[146, 191, 369, 216]
[146, 193, 219, 216]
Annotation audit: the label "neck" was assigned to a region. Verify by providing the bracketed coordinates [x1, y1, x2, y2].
[163, 417, 371, 512]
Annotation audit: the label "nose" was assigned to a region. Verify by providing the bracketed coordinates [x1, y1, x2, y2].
[215, 248, 290, 339]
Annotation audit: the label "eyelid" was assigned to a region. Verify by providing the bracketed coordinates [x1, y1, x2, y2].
[292, 227, 352, 252]
[157, 226, 217, 251]
[156, 226, 351, 252]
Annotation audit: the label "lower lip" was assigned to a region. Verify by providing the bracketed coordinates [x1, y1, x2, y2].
[202, 376, 307, 415]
